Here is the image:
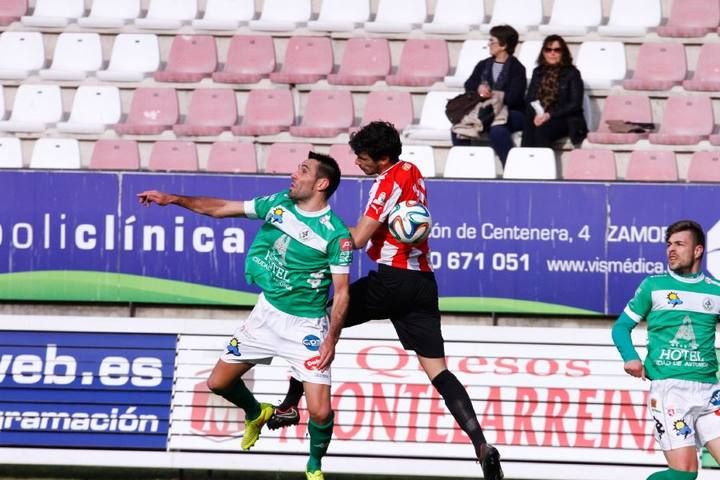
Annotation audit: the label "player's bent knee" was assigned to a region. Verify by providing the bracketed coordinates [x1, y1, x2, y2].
[307, 405, 332, 425]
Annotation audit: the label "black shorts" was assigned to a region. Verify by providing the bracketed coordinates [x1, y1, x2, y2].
[340, 264, 445, 358]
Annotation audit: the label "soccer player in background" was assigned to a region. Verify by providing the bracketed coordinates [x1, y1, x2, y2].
[612, 220, 720, 480]
[269, 121, 504, 480]
[137, 152, 352, 480]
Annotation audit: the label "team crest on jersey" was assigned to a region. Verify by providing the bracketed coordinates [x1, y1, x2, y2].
[673, 419, 692, 439]
[319, 214, 335, 231]
[666, 292, 683, 307]
[703, 297, 714, 311]
[299, 229, 310, 241]
[402, 163, 412, 171]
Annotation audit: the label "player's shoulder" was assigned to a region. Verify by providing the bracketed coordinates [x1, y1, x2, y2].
[702, 274, 720, 289]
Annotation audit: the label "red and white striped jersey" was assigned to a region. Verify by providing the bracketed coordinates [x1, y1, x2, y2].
[363, 161, 432, 272]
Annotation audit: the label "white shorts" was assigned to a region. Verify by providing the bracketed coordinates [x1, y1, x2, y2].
[219, 293, 331, 385]
[648, 378, 720, 450]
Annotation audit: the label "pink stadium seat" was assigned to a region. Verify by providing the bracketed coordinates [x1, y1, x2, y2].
[0, 0, 27, 25]
[687, 152, 720, 182]
[89, 140, 140, 170]
[683, 43, 720, 91]
[154, 35, 217, 83]
[289, 90, 354, 138]
[563, 149, 617, 180]
[625, 151, 678, 182]
[206, 142, 257, 173]
[649, 96, 713, 145]
[213, 35, 276, 84]
[232, 89, 294, 136]
[327, 38, 391, 86]
[148, 141, 198, 172]
[114, 88, 179, 135]
[265, 143, 312, 174]
[328, 144, 364, 176]
[173, 88, 238, 136]
[623, 43, 687, 91]
[386, 39, 449, 87]
[269, 36, 333, 84]
[587, 95, 653, 144]
[710, 134, 720, 146]
[657, 0, 719, 38]
[359, 91, 413, 131]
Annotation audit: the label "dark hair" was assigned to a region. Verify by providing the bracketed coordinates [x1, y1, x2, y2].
[489, 25, 519, 56]
[348, 121, 402, 164]
[308, 151, 341, 199]
[537, 34, 573, 67]
[665, 220, 706, 254]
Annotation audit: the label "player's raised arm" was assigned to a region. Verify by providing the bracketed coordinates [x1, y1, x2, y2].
[137, 190, 246, 218]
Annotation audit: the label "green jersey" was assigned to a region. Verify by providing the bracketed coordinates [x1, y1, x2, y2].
[243, 190, 353, 317]
[622, 270, 720, 383]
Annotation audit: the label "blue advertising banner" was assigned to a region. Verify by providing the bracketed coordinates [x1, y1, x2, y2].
[0, 331, 175, 449]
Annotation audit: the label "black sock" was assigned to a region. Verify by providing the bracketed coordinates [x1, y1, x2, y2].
[278, 376, 305, 410]
[431, 369, 486, 457]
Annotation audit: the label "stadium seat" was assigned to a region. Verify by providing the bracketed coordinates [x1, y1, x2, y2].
[444, 40, 490, 88]
[29, 138, 81, 170]
[0, 137, 23, 168]
[57, 86, 122, 134]
[0, 31, 45, 80]
[623, 43, 687, 91]
[683, 43, 720, 91]
[359, 91, 413, 131]
[687, 151, 720, 182]
[422, 0, 484, 35]
[503, 148, 557, 179]
[327, 38, 390, 86]
[269, 36, 333, 84]
[443, 146, 498, 179]
[401, 145, 436, 177]
[135, 0, 198, 30]
[480, 0, 543, 34]
[0, 84, 62, 133]
[114, 88, 179, 135]
[213, 35, 276, 84]
[154, 35, 217, 83]
[575, 41, 627, 89]
[192, 0, 255, 30]
[587, 94, 653, 144]
[539, 0, 602, 36]
[232, 88, 294, 136]
[174, 88, 238, 136]
[517, 40, 542, 78]
[598, 0, 661, 36]
[148, 141, 198, 171]
[265, 142, 312, 174]
[249, 0, 311, 31]
[649, 96, 713, 145]
[562, 149, 617, 180]
[308, 0, 370, 32]
[364, 0, 426, 34]
[21, 0, 84, 27]
[0, 0, 27, 26]
[403, 91, 456, 142]
[625, 151, 678, 181]
[78, 0, 140, 28]
[97, 34, 160, 82]
[289, 90, 354, 138]
[89, 139, 140, 170]
[657, 0, 719, 38]
[39, 33, 102, 81]
[711, 134, 720, 146]
[328, 144, 364, 176]
[206, 142, 257, 173]
[386, 39, 449, 87]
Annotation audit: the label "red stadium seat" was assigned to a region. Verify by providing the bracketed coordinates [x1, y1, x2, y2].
[89, 139, 141, 170]
[649, 96, 713, 145]
[154, 35, 217, 83]
[114, 88, 179, 135]
[206, 142, 257, 173]
[0, 0, 27, 26]
[625, 151, 678, 182]
[687, 152, 720, 182]
[264, 143, 311, 174]
[213, 35, 276, 84]
[587, 95, 653, 144]
[623, 43, 687, 91]
[148, 141, 198, 172]
[563, 149, 617, 181]
[232, 88, 294, 136]
[289, 90, 354, 138]
[269, 36, 333, 84]
[683, 43, 720, 91]
[386, 39, 449, 87]
[657, 0, 719, 38]
[327, 38, 391, 86]
[173, 88, 238, 137]
[359, 91, 413, 131]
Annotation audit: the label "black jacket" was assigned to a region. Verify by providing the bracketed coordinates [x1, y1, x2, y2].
[464, 56, 527, 113]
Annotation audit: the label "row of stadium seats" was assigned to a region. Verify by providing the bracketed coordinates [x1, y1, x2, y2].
[6, 0, 718, 39]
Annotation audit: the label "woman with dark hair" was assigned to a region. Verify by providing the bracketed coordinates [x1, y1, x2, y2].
[521, 34, 587, 148]
[453, 24, 527, 165]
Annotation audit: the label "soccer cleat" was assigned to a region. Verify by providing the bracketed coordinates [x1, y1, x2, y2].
[267, 405, 300, 430]
[479, 443, 504, 480]
[306, 469, 324, 480]
[241, 402, 274, 451]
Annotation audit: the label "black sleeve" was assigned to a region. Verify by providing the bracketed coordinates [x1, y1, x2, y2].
[548, 67, 585, 119]
[463, 57, 490, 92]
[525, 67, 541, 105]
[503, 60, 527, 111]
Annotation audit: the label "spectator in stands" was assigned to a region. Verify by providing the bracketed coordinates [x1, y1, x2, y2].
[453, 24, 526, 165]
[521, 34, 587, 148]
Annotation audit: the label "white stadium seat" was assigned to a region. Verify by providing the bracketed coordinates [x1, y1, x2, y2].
[78, 0, 140, 29]
[539, 0, 602, 36]
[0, 31, 45, 80]
[0, 137, 23, 169]
[480, 0, 542, 34]
[249, 0, 311, 32]
[40, 33, 103, 81]
[575, 41, 627, 89]
[135, 0, 198, 30]
[403, 91, 456, 142]
[307, 0, 370, 32]
[401, 145, 436, 177]
[444, 146, 498, 179]
[598, 0, 662, 36]
[97, 34, 160, 82]
[0, 84, 63, 133]
[21, 0, 84, 27]
[504, 148, 557, 180]
[444, 40, 490, 88]
[422, 0, 484, 35]
[364, 0, 426, 34]
[192, 0, 255, 30]
[30, 138, 81, 170]
[57, 86, 122, 135]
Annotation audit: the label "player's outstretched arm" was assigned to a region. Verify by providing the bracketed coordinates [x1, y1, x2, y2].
[137, 190, 246, 218]
[318, 273, 349, 372]
[349, 215, 382, 249]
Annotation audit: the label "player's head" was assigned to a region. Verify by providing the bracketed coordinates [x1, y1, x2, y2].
[289, 151, 341, 202]
[665, 220, 705, 274]
[349, 121, 402, 175]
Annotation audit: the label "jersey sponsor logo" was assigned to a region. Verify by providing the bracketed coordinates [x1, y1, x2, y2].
[340, 238, 352, 251]
[269, 207, 285, 224]
[226, 337, 242, 356]
[666, 292, 683, 307]
[673, 419, 692, 439]
[304, 355, 321, 370]
[302, 335, 321, 351]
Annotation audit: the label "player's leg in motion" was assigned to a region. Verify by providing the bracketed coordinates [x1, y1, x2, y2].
[303, 382, 334, 480]
[206, 360, 273, 451]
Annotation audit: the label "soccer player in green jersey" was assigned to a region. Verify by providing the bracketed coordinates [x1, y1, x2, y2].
[612, 220, 720, 480]
[138, 152, 352, 480]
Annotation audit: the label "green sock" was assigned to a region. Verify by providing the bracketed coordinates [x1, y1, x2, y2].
[647, 468, 698, 480]
[307, 412, 334, 472]
[222, 379, 260, 420]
